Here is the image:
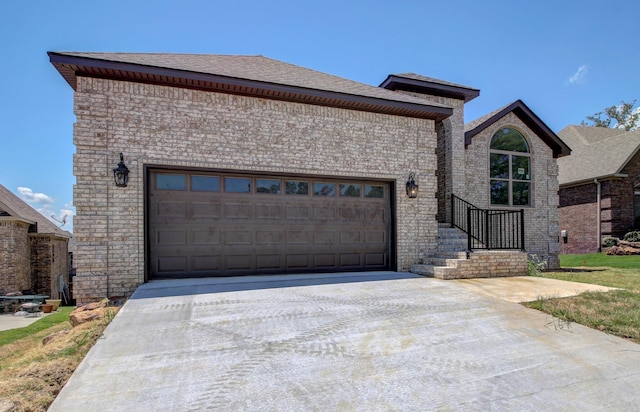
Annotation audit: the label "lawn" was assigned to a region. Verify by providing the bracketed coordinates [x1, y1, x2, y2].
[0, 306, 113, 411]
[526, 253, 640, 344]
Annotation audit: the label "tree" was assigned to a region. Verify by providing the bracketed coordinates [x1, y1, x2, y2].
[581, 99, 640, 131]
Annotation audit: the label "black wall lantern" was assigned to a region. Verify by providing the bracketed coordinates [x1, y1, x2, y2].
[406, 172, 418, 198]
[112, 153, 130, 187]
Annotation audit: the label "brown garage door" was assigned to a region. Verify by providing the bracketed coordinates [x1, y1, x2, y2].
[148, 169, 391, 278]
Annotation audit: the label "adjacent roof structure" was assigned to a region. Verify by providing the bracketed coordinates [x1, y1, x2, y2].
[464, 100, 572, 159]
[380, 73, 480, 103]
[48, 52, 453, 121]
[557, 126, 640, 186]
[0, 184, 71, 238]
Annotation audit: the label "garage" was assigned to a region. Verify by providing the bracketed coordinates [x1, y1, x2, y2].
[148, 169, 392, 278]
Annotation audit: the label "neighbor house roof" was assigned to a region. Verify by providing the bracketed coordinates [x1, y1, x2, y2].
[379, 73, 480, 102]
[464, 100, 571, 159]
[0, 184, 71, 238]
[48, 52, 454, 121]
[557, 126, 640, 186]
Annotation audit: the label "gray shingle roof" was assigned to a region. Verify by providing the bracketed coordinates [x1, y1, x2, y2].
[557, 126, 640, 185]
[0, 184, 71, 237]
[51, 52, 451, 110]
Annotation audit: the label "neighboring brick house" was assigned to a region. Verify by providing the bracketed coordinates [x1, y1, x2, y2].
[557, 126, 640, 254]
[49, 52, 570, 304]
[0, 184, 71, 297]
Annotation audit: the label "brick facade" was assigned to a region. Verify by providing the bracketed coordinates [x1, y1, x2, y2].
[461, 113, 561, 268]
[559, 150, 640, 253]
[71, 77, 440, 304]
[0, 220, 31, 293]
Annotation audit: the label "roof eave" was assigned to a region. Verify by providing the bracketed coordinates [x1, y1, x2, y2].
[465, 100, 572, 159]
[379, 74, 480, 103]
[48, 52, 452, 121]
[559, 173, 628, 188]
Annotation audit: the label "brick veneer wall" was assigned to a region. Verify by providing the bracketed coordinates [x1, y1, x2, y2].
[558, 184, 598, 254]
[71, 77, 440, 304]
[461, 113, 561, 268]
[559, 150, 640, 254]
[29, 235, 68, 297]
[433, 251, 527, 279]
[0, 220, 31, 293]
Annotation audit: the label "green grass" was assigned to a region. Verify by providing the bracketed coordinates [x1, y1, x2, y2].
[0, 307, 74, 347]
[559, 253, 640, 269]
[527, 253, 640, 343]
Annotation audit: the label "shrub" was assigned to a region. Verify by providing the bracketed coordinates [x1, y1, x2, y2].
[623, 231, 640, 242]
[603, 237, 619, 247]
[527, 254, 547, 276]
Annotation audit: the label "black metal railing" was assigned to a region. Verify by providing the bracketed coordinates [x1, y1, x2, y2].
[451, 194, 525, 251]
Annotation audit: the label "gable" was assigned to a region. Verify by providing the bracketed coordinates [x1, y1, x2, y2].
[465, 100, 571, 159]
[557, 126, 640, 186]
[0, 184, 71, 237]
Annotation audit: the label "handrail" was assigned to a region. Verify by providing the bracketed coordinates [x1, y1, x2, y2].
[451, 194, 525, 251]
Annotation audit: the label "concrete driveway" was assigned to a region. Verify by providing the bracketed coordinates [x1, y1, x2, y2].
[49, 272, 640, 411]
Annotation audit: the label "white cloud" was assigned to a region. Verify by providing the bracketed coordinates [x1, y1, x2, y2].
[17, 187, 54, 204]
[567, 64, 588, 85]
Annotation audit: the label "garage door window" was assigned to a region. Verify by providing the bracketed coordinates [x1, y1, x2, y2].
[365, 185, 384, 198]
[314, 183, 336, 196]
[340, 184, 361, 197]
[257, 179, 281, 194]
[225, 177, 251, 193]
[191, 176, 219, 192]
[157, 174, 186, 190]
[286, 181, 309, 195]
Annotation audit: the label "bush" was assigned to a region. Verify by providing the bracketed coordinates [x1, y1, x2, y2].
[623, 231, 640, 242]
[603, 237, 619, 247]
[527, 254, 547, 276]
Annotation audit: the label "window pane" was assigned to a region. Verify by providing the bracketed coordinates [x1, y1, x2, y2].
[340, 184, 361, 197]
[313, 183, 336, 196]
[490, 153, 509, 179]
[365, 185, 384, 198]
[157, 174, 186, 190]
[285, 181, 309, 195]
[513, 182, 530, 206]
[512, 156, 530, 180]
[490, 128, 529, 152]
[225, 177, 251, 193]
[191, 176, 219, 192]
[256, 179, 281, 194]
[490, 180, 508, 205]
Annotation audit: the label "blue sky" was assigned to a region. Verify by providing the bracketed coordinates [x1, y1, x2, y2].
[1, 0, 638, 233]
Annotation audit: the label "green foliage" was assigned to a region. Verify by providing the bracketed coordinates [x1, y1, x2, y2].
[623, 231, 640, 242]
[581, 99, 639, 131]
[527, 254, 547, 276]
[0, 307, 74, 347]
[559, 253, 640, 270]
[603, 237, 619, 247]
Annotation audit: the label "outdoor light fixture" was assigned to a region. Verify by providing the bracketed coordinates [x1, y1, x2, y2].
[112, 153, 130, 187]
[406, 172, 418, 198]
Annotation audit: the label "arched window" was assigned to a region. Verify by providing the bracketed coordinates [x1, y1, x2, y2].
[490, 128, 531, 206]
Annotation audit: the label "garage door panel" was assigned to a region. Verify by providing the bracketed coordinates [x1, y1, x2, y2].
[286, 205, 311, 220]
[192, 255, 221, 272]
[314, 231, 337, 244]
[157, 256, 188, 273]
[191, 202, 221, 218]
[225, 255, 254, 270]
[149, 170, 390, 278]
[224, 203, 253, 219]
[156, 229, 187, 245]
[192, 228, 221, 245]
[313, 207, 336, 220]
[224, 230, 253, 245]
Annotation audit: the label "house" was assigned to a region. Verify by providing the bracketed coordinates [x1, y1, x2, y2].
[557, 126, 640, 253]
[49, 52, 570, 304]
[0, 184, 71, 298]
